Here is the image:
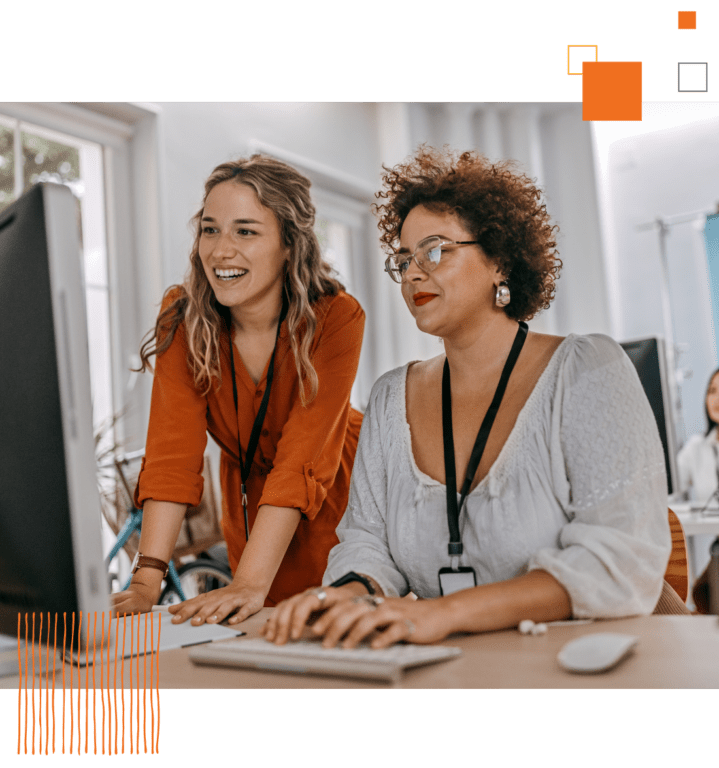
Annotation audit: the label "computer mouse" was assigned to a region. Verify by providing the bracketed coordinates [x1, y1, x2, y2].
[557, 633, 638, 674]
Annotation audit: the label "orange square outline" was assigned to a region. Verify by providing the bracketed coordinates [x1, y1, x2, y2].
[678, 11, 696, 30]
[568, 45, 598, 75]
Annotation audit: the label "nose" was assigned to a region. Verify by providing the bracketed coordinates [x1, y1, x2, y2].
[212, 230, 237, 260]
[404, 256, 425, 283]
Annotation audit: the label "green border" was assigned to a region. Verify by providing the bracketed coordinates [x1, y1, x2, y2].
[0, 0, 719, 766]
[1, 0, 719, 101]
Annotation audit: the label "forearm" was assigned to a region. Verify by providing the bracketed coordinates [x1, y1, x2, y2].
[131, 499, 187, 594]
[234, 504, 302, 590]
[440, 569, 572, 636]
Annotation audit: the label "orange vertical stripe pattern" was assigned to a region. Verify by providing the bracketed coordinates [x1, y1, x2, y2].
[15, 610, 161, 756]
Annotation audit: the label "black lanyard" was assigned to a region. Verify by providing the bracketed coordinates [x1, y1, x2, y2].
[225, 293, 288, 541]
[442, 321, 528, 567]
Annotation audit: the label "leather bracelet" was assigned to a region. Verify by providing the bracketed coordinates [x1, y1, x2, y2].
[131, 552, 169, 578]
[329, 571, 375, 595]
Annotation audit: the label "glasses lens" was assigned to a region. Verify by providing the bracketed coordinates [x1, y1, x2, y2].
[397, 256, 412, 275]
[417, 237, 444, 270]
[385, 257, 403, 283]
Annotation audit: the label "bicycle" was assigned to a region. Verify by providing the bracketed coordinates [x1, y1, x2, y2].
[102, 448, 233, 605]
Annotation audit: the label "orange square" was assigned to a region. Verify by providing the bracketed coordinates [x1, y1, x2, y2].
[678, 11, 696, 29]
[582, 61, 642, 121]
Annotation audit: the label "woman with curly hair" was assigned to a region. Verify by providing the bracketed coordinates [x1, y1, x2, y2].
[112, 155, 365, 624]
[264, 146, 673, 648]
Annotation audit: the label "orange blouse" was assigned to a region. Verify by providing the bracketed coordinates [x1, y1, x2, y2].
[134, 290, 365, 605]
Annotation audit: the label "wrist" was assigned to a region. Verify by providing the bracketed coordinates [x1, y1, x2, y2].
[329, 571, 377, 595]
[334, 581, 371, 598]
[129, 573, 163, 595]
[436, 591, 471, 636]
[231, 569, 272, 594]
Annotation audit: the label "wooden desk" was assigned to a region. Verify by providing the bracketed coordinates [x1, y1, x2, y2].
[5, 610, 716, 689]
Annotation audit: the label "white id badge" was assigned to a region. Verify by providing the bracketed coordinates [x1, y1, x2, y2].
[438, 567, 477, 596]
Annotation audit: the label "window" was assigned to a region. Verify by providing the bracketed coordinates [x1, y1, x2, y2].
[0, 113, 114, 453]
[315, 217, 353, 293]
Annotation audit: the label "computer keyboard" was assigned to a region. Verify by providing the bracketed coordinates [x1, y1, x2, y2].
[189, 636, 462, 682]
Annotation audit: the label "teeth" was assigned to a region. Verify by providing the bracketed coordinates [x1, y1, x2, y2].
[215, 268, 247, 278]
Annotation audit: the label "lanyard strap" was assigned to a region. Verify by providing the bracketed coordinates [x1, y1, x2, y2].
[226, 292, 289, 541]
[442, 321, 528, 563]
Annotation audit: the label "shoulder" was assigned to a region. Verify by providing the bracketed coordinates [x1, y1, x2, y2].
[679, 432, 710, 460]
[156, 285, 189, 344]
[366, 363, 409, 417]
[562, 333, 627, 367]
[159, 284, 188, 314]
[314, 290, 365, 326]
[556, 333, 633, 385]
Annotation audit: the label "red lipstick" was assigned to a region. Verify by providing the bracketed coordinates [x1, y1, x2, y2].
[413, 292, 438, 306]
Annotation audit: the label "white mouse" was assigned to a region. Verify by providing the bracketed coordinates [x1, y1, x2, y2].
[557, 633, 638, 674]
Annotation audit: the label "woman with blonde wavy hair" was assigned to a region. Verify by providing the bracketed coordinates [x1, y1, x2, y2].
[112, 155, 365, 624]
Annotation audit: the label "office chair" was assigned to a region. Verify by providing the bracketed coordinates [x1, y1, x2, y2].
[664, 508, 688, 602]
[652, 508, 691, 615]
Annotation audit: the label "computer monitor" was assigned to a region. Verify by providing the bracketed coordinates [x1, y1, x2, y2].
[0, 183, 109, 650]
[619, 336, 679, 496]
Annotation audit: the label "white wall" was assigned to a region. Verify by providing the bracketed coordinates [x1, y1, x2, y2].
[154, 102, 382, 288]
[597, 109, 719, 583]
[603, 114, 719, 445]
[122, 102, 612, 434]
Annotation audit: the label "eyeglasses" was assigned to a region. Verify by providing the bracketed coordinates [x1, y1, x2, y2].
[384, 236, 479, 283]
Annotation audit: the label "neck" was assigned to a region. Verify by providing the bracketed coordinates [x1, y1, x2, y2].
[443, 311, 520, 383]
[229, 286, 284, 335]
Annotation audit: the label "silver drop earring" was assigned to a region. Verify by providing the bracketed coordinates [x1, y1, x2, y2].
[495, 281, 510, 307]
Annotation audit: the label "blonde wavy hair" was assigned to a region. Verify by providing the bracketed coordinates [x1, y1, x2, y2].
[138, 155, 344, 405]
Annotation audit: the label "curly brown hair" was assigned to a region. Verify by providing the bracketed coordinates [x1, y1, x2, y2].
[373, 146, 561, 321]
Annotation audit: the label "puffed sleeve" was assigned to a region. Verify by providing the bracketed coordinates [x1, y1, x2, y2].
[323, 371, 410, 597]
[527, 335, 671, 618]
[134, 295, 208, 508]
[258, 293, 364, 519]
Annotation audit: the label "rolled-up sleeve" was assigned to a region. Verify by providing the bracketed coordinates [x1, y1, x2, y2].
[134, 308, 208, 509]
[323, 372, 409, 597]
[258, 294, 364, 519]
[528, 335, 671, 618]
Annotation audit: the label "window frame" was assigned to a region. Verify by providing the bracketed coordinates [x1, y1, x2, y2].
[246, 139, 380, 409]
[0, 102, 164, 453]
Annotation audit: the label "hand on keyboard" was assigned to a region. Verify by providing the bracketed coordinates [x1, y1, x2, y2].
[264, 589, 452, 650]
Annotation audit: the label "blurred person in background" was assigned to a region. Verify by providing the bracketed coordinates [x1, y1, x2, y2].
[677, 367, 719, 613]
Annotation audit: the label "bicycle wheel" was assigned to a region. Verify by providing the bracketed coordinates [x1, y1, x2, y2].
[159, 560, 233, 605]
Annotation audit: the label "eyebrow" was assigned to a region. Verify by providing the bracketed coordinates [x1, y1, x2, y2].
[397, 234, 453, 254]
[201, 216, 263, 225]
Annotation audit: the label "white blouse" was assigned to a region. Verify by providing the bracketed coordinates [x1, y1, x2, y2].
[324, 334, 672, 619]
[678, 427, 719, 504]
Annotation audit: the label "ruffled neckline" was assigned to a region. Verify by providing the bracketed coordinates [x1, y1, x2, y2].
[396, 334, 577, 498]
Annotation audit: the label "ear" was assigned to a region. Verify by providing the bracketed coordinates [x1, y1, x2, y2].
[491, 264, 506, 286]
[482, 250, 505, 285]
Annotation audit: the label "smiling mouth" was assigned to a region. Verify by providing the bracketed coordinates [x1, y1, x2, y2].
[413, 293, 438, 306]
[214, 268, 248, 282]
